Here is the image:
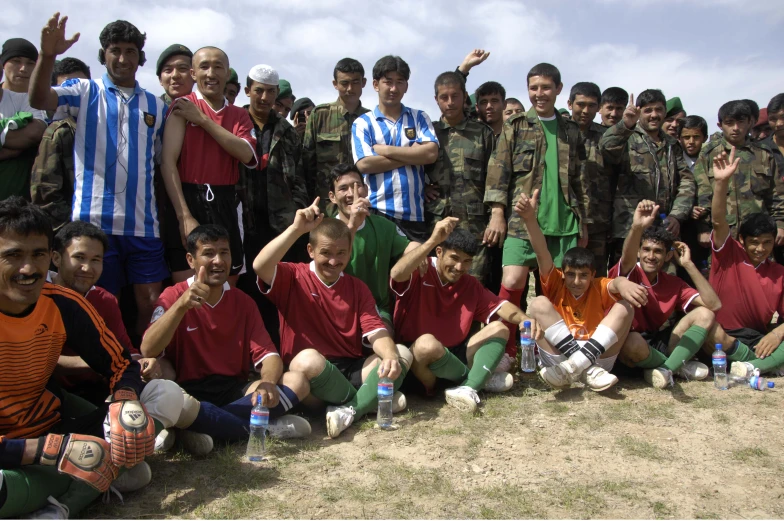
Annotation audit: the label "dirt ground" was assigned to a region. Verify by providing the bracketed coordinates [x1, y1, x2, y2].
[86, 372, 784, 520]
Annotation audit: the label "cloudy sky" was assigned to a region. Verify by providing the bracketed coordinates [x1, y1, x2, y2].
[3, 0, 782, 125]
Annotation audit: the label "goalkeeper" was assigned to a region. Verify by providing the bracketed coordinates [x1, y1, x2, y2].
[0, 197, 183, 518]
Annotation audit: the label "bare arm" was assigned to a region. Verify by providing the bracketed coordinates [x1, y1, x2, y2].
[672, 242, 721, 312]
[711, 147, 740, 248]
[3, 120, 46, 150]
[29, 14, 80, 111]
[621, 200, 660, 275]
[390, 217, 458, 282]
[259, 354, 283, 385]
[514, 190, 553, 277]
[161, 114, 189, 219]
[367, 329, 402, 379]
[170, 99, 254, 163]
[374, 142, 438, 165]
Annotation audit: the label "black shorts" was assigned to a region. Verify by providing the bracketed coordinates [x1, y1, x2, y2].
[641, 326, 674, 355]
[179, 374, 253, 407]
[726, 328, 765, 350]
[164, 183, 244, 275]
[329, 356, 368, 389]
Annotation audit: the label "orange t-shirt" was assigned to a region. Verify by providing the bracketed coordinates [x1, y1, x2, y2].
[541, 268, 618, 340]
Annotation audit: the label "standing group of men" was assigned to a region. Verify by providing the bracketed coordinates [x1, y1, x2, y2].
[2, 11, 784, 518]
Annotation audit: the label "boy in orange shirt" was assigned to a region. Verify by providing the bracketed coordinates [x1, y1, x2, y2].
[516, 190, 645, 391]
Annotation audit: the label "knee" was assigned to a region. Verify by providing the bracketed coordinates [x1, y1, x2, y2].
[687, 306, 715, 328]
[527, 296, 553, 319]
[280, 370, 311, 398]
[411, 334, 445, 361]
[621, 333, 650, 364]
[396, 344, 414, 369]
[501, 266, 528, 290]
[139, 379, 185, 428]
[288, 348, 326, 380]
[484, 321, 510, 341]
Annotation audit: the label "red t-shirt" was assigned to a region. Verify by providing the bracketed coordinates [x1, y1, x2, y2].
[392, 258, 505, 346]
[608, 261, 698, 333]
[259, 262, 387, 364]
[711, 233, 784, 332]
[166, 89, 257, 185]
[150, 278, 278, 383]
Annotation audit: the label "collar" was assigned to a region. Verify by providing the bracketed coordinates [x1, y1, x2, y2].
[309, 261, 343, 288]
[46, 270, 96, 296]
[373, 104, 410, 122]
[195, 87, 228, 112]
[334, 99, 365, 116]
[430, 257, 450, 287]
[635, 262, 659, 287]
[439, 116, 467, 130]
[720, 135, 750, 151]
[102, 73, 143, 97]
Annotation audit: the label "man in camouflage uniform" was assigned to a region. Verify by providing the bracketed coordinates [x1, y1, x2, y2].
[425, 71, 495, 284]
[30, 58, 90, 231]
[567, 81, 612, 276]
[302, 57, 369, 212]
[599, 89, 695, 266]
[694, 99, 784, 246]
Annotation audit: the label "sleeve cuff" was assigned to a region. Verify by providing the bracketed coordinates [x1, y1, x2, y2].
[257, 265, 278, 295]
[362, 327, 387, 348]
[253, 352, 280, 368]
[485, 301, 508, 324]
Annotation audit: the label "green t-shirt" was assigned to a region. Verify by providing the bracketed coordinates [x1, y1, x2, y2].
[537, 116, 578, 236]
[0, 113, 35, 201]
[345, 214, 410, 316]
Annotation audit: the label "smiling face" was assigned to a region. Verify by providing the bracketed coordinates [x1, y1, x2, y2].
[639, 102, 666, 134]
[192, 48, 229, 102]
[307, 236, 350, 285]
[435, 246, 473, 285]
[527, 75, 562, 118]
[638, 239, 671, 276]
[159, 54, 194, 100]
[186, 238, 231, 287]
[662, 110, 686, 138]
[329, 171, 367, 220]
[274, 96, 293, 118]
[0, 231, 50, 315]
[740, 233, 775, 267]
[52, 236, 104, 295]
[103, 41, 140, 88]
[600, 101, 625, 127]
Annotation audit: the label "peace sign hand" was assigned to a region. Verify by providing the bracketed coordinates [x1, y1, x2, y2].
[293, 198, 325, 234]
[623, 93, 640, 130]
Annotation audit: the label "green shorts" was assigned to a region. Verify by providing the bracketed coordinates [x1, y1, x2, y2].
[502, 234, 578, 268]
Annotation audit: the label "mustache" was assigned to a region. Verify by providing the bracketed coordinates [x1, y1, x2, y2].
[12, 273, 42, 283]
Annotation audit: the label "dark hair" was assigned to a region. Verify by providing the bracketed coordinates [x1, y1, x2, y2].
[0, 196, 53, 249]
[186, 224, 230, 255]
[767, 93, 784, 115]
[433, 71, 466, 97]
[440, 228, 479, 257]
[505, 97, 523, 107]
[742, 99, 760, 122]
[679, 115, 708, 138]
[309, 217, 351, 247]
[98, 21, 146, 66]
[333, 58, 364, 80]
[562, 247, 595, 272]
[53, 221, 108, 254]
[327, 163, 362, 191]
[51, 57, 91, 86]
[641, 226, 675, 252]
[739, 213, 776, 240]
[718, 100, 752, 124]
[636, 89, 666, 109]
[527, 63, 561, 87]
[569, 82, 601, 104]
[372, 55, 410, 82]
[475, 81, 506, 101]
[601, 87, 628, 107]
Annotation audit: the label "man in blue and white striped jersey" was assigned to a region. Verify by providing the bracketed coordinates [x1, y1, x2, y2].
[28, 13, 169, 337]
[351, 55, 439, 242]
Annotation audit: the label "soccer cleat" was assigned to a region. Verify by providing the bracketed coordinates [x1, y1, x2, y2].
[445, 386, 480, 413]
[484, 371, 514, 393]
[580, 364, 619, 391]
[112, 461, 152, 493]
[674, 360, 709, 381]
[644, 367, 674, 389]
[267, 415, 312, 439]
[179, 430, 214, 456]
[392, 391, 407, 414]
[155, 428, 175, 452]
[25, 496, 69, 519]
[495, 353, 514, 374]
[326, 406, 355, 439]
[730, 361, 755, 379]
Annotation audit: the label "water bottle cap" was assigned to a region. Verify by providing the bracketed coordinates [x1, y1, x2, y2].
[769, 382, 775, 388]
[715, 343, 722, 349]
[523, 320, 531, 328]
[659, 213, 667, 219]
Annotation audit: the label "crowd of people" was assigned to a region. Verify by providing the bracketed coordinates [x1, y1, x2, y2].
[1, 11, 783, 518]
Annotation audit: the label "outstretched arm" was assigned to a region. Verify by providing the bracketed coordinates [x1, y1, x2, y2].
[28, 13, 80, 111]
[390, 217, 459, 282]
[711, 147, 740, 248]
[620, 200, 660, 275]
[514, 189, 553, 277]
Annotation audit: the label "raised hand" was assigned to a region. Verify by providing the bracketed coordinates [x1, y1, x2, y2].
[460, 49, 490, 71]
[347, 183, 370, 229]
[632, 199, 660, 229]
[712, 146, 740, 183]
[623, 93, 640, 130]
[293, 197, 324, 234]
[514, 189, 540, 221]
[671, 241, 691, 267]
[430, 216, 459, 244]
[182, 266, 209, 309]
[40, 13, 80, 57]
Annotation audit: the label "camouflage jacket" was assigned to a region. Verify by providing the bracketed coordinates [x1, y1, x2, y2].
[599, 121, 695, 239]
[425, 117, 495, 237]
[238, 109, 308, 237]
[693, 136, 784, 234]
[580, 122, 613, 233]
[302, 100, 369, 208]
[29, 117, 76, 231]
[484, 107, 586, 240]
[759, 135, 784, 180]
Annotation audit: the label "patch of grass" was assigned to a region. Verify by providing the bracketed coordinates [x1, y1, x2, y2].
[544, 402, 569, 414]
[434, 426, 461, 436]
[617, 435, 662, 461]
[368, 451, 388, 462]
[652, 500, 675, 519]
[713, 411, 730, 424]
[556, 484, 608, 517]
[644, 402, 676, 420]
[731, 446, 770, 463]
[694, 512, 721, 519]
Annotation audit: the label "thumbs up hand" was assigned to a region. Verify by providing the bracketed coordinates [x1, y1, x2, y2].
[182, 266, 210, 309]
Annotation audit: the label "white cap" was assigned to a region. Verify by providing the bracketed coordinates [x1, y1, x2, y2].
[248, 64, 279, 86]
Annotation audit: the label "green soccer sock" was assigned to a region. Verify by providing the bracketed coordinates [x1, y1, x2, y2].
[345, 360, 410, 417]
[664, 326, 708, 372]
[462, 337, 505, 390]
[309, 361, 357, 404]
[727, 341, 756, 362]
[429, 348, 469, 382]
[750, 342, 784, 373]
[0, 466, 99, 518]
[633, 346, 668, 369]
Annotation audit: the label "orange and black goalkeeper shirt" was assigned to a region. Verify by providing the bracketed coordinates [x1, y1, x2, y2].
[0, 283, 141, 439]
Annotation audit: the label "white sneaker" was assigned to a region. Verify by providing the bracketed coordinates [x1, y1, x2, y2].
[155, 428, 175, 452]
[24, 496, 69, 519]
[179, 430, 214, 456]
[580, 364, 619, 391]
[445, 386, 480, 413]
[644, 367, 674, 389]
[539, 359, 581, 389]
[674, 360, 709, 381]
[326, 406, 355, 439]
[112, 461, 152, 493]
[392, 391, 407, 414]
[484, 372, 513, 393]
[730, 361, 755, 379]
[267, 415, 312, 439]
[495, 353, 514, 374]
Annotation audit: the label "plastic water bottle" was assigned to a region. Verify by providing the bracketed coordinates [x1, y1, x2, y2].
[520, 321, 536, 373]
[377, 377, 394, 429]
[712, 344, 728, 390]
[748, 370, 775, 391]
[246, 402, 269, 461]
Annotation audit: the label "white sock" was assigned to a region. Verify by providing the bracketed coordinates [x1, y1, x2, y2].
[544, 320, 571, 346]
[568, 351, 592, 372]
[591, 325, 618, 350]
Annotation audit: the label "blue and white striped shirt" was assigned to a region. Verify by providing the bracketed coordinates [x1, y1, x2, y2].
[351, 105, 438, 222]
[53, 74, 167, 238]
